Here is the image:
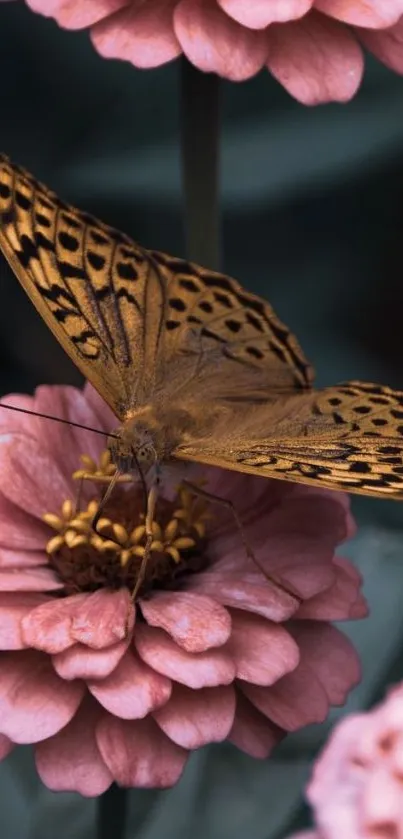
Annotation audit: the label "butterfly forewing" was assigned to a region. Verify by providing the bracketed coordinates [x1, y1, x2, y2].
[0, 154, 313, 416]
[2, 152, 403, 500]
[0, 154, 168, 416]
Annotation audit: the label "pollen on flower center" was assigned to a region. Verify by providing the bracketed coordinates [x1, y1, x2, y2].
[43, 450, 210, 598]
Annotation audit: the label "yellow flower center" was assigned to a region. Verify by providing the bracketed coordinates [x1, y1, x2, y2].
[43, 451, 210, 598]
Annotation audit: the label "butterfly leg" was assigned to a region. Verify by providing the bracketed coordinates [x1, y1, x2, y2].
[181, 480, 301, 601]
[131, 478, 159, 601]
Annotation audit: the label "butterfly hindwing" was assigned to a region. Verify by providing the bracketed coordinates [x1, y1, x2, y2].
[175, 382, 403, 498]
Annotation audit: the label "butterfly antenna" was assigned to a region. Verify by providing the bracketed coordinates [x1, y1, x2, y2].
[0, 402, 119, 439]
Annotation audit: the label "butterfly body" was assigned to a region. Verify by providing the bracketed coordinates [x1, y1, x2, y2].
[2, 152, 403, 500]
[107, 402, 201, 475]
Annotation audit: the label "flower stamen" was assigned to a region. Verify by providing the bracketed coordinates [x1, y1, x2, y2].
[43, 450, 209, 597]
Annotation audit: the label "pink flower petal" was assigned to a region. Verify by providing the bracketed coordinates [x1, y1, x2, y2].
[260, 495, 349, 598]
[0, 393, 42, 438]
[174, 0, 268, 81]
[35, 698, 113, 796]
[304, 712, 385, 834]
[88, 649, 171, 719]
[21, 598, 81, 654]
[0, 733, 14, 760]
[266, 11, 364, 105]
[31, 385, 108, 484]
[0, 567, 62, 592]
[22, 590, 134, 654]
[0, 650, 84, 742]
[140, 591, 231, 653]
[0, 547, 52, 569]
[226, 610, 300, 685]
[228, 692, 284, 758]
[241, 662, 329, 730]
[314, 0, 403, 28]
[218, 0, 313, 28]
[358, 17, 403, 73]
[225, 612, 300, 685]
[0, 492, 50, 551]
[0, 593, 51, 650]
[27, 0, 129, 29]
[153, 683, 235, 748]
[296, 557, 368, 620]
[83, 382, 117, 431]
[68, 589, 135, 648]
[134, 623, 235, 688]
[96, 714, 188, 787]
[52, 637, 130, 680]
[92, 0, 181, 68]
[0, 434, 73, 520]
[186, 571, 299, 621]
[289, 621, 361, 705]
[363, 766, 403, 828]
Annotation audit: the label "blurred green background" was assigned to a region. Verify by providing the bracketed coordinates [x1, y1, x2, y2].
[2, 3, 403, 838]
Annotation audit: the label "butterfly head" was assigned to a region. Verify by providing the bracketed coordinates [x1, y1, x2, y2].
[107, 423, 157, 477]
[107, 406, 171, 478]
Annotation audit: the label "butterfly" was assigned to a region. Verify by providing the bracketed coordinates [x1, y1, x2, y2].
[1, 151, 403, 510]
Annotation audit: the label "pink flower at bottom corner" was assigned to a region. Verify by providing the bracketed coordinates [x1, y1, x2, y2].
[286, 682, 403, 839]
[23, 0, 403, 104]
[0, 382, 367, 796]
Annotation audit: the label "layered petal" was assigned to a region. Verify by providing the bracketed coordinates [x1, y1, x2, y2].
[228, 692, 284, 758]
[224, 609, 300, 685]
[52, 637, 130, 680]
[153, 683, 236, 748]
[26, 0, 130, 29]
[357, 17, 403, 74]
[21, 590, 134, 654]
[140, 591, 231, 652]
[266, 12, 364, 105]
[296, 557, 368, 620]
[218, 0, 313, 28]
[0, 650, 84, 743]
[24, 0, 403, 103]
[134, 623, 236, 688]
[241, 660, 330, 730]
[186, 570, 299, 621]
[96, 714, 188, 787]
[92, 0, 181, 68]
[0, 593, 51, 650]
[88, 649, 172, 718]
[174, 0, 268, 80]
[315, 0, 403, 28]
[35, 699, 113, 795]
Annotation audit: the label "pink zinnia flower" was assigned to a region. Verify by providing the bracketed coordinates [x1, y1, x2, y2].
[287, 682, 403, 839]
[24, 0, 403, 104]
[0, 382, 366, 796]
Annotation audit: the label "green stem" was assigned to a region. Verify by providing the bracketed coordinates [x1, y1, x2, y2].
[180, 59, 221, 270]
[97, 783, 127, 839]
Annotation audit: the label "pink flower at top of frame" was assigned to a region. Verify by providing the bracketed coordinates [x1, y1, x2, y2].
[24, 0, 403, 104]
[0, 382, 366, 795]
